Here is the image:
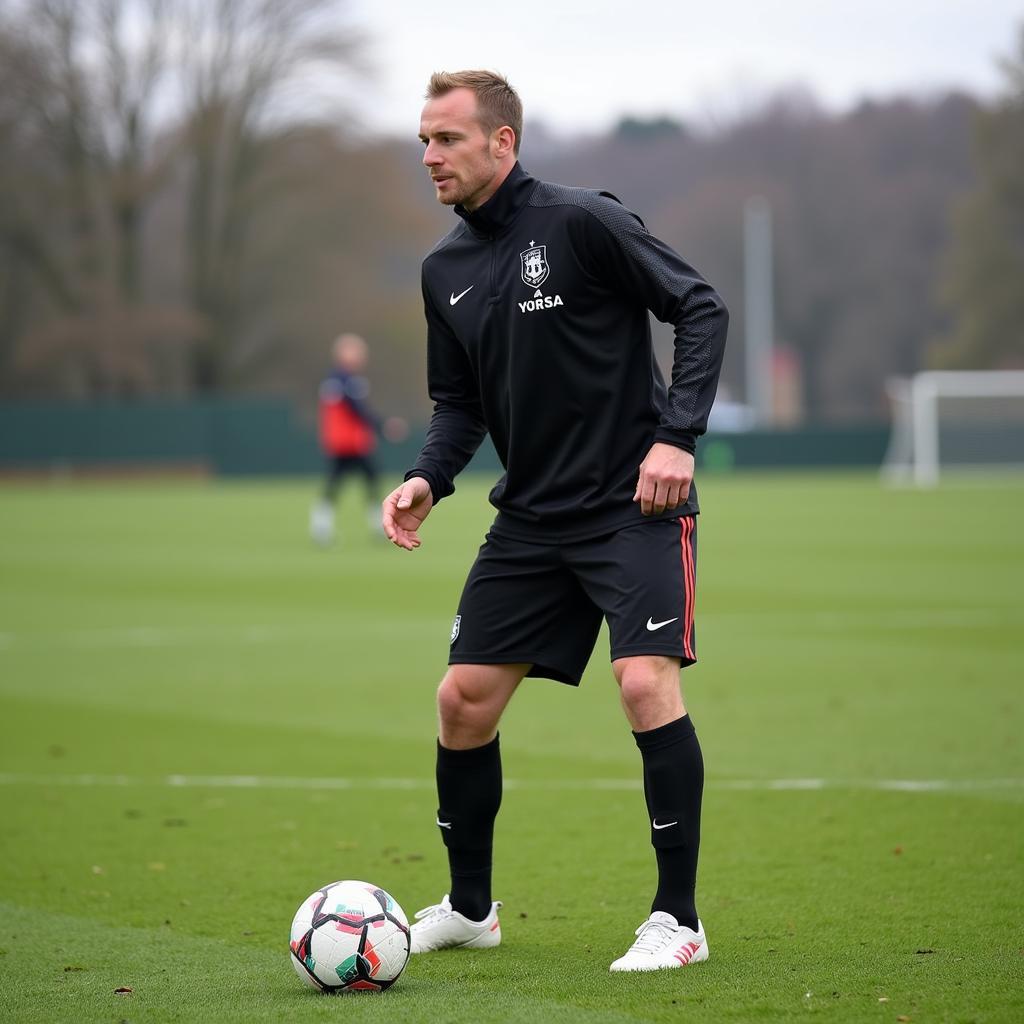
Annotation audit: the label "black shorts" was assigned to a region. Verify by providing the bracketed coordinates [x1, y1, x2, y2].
[448, 516, 697, 686]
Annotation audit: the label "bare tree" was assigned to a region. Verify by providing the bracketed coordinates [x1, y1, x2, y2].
[0, 0, 184, 395]
[935, 25, 1024, 369]
[0, 0, 362, 398]
[95, 0, 171, 301]
[171, 0, 361, 391]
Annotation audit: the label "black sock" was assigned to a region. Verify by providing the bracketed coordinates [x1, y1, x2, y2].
[633, 715, 703, 931]
[435, 734, 501, 921]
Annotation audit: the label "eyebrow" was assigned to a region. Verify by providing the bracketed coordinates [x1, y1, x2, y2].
[419, 128, 467, 141]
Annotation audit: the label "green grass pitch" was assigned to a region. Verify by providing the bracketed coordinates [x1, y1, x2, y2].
[0, 472, 1021, 1023]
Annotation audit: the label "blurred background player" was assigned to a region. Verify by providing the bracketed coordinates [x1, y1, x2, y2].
[310, 333, 405, 545]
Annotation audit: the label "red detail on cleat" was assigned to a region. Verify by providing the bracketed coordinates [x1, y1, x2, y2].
[489, 921, 500, 932]
[674, 940, 700, 965]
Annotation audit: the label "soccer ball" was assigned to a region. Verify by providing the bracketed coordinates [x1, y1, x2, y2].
[289, 880, 410, 992]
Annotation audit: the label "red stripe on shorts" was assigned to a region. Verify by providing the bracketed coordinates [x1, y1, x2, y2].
[679, 517, 696, 661]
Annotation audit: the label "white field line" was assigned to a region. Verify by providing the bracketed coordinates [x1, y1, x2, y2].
[0, 607, 1019, 651]
[0, 773, 1020, 794]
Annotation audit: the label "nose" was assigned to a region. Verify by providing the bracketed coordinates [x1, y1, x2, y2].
[422, 141, 442, 167]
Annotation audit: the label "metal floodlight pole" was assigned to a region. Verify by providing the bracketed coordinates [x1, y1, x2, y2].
[744, 196, 774, 427]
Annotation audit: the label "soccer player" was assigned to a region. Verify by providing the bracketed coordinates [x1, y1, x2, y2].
[382, 71, 728, 972]
[311, 333, 404, 544]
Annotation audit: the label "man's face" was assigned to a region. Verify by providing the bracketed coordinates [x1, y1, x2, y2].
[419, 88, 501, 210]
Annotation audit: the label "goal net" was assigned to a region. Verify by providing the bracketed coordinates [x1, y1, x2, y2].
[882, 371, 1024, 485]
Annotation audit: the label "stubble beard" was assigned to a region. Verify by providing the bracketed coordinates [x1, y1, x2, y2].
[433, 152, 495, 210]
[433, 176, 471, 207]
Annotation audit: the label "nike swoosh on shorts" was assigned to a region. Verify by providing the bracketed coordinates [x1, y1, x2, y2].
[646, 616, 679, 631]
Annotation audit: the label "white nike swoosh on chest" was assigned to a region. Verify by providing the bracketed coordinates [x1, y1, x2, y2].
[449, 286, 474, 305]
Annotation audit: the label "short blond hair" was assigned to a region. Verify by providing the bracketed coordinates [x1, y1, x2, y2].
[426, 70, 522, 156]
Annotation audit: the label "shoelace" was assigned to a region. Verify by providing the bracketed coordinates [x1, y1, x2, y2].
[628, 918, 678, 954]
[414, 901, 453, 923]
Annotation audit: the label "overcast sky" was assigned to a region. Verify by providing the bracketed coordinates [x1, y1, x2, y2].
[347, 0, 1022, 138]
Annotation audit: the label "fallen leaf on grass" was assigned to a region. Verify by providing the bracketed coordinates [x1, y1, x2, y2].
[114, 986, 133, 995]
[893, 846, 903, 855]
[897, 1016, 911, 1022]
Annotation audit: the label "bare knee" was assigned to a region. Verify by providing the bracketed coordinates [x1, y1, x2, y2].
[613, 656, 684, 732]
[436, 671, 479, 730]
[436, 664, 526, 749]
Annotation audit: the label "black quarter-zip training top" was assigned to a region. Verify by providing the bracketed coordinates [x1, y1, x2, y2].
[406, 162, 729, 543]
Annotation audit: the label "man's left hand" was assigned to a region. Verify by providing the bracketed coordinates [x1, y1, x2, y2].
[633, 443, 694, 516]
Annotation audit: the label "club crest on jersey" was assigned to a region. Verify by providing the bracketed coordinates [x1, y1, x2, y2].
[520, 244, 549, 288]
[450, 615, 461, 645]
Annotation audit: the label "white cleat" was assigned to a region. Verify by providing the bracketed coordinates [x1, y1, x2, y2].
[309, 501, 335, 546]
[609, 912, 708, 972]
[366, 508, 386, 540]
[409, 894, 503, 953]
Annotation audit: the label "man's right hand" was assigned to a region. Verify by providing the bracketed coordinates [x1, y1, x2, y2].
[381, 476, 434, 550]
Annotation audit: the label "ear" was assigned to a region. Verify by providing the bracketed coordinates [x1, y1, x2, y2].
[492, 125, 516, 160]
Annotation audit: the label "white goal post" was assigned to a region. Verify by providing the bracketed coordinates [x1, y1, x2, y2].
[882, 370, 1024, 486]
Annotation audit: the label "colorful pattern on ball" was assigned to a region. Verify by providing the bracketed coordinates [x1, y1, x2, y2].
[288, 880, 410, 992]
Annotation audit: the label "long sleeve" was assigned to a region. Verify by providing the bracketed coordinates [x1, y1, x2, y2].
[575, 196, 729, 453]
[405, 279, 488, 501]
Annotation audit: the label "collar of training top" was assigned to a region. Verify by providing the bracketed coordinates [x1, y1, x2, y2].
[454, 162, 537, 238]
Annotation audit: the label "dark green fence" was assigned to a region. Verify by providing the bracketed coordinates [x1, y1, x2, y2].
[0, 399, 889, 476]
